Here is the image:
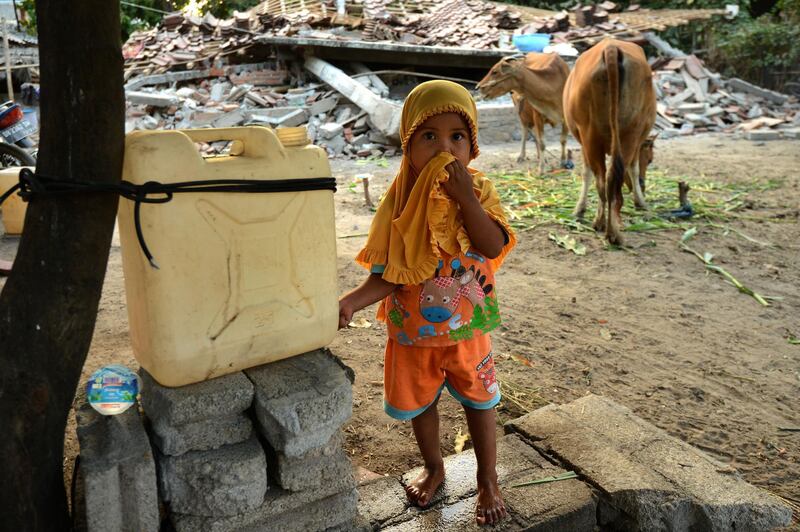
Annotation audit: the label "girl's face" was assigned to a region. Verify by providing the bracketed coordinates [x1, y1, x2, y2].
[408, 112, 472, 174]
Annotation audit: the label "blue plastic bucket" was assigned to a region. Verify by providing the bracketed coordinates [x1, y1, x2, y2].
[512, 33, 551, 53]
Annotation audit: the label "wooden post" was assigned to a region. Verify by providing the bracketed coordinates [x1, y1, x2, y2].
[2, 18, 13, 100]
[0, 0, 125, 529]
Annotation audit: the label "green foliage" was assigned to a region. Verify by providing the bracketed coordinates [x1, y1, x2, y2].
[709, 15, 800, 84]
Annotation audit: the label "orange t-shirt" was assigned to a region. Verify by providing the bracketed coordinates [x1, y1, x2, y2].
[374, 249, 501, 348]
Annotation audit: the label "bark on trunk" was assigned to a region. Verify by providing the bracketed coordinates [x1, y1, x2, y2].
[0, 1, 124, 529]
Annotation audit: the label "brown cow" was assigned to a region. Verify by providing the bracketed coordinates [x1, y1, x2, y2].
[563, 38, 656, 245]
[509, 91, 552, 166]
[477, 52, 570, 174]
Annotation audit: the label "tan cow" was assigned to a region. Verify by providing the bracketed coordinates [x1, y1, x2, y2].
[509, 91, 552, 166]
[477, 53, 570, 174]
[563, 38, 656, 245]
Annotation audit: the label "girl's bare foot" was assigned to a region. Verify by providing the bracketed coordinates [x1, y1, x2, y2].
[405, 463, 445, 508]
[475, 476, 507, 526]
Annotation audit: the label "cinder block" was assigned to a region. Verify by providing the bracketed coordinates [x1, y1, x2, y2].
[151, 413, 253, 456]
[274, 433, 352, 491]
[246, 350, 352, 457]
[781, 127, 800, 139]
[260, 488, 358, 532]
[746, 129, 781, 141]
[506, 394, 792, 531]
[75, 390, 159, 532]
[158, 436, 267, 517]
[172, 462, 356, 531]
[138, 368, 253, 426]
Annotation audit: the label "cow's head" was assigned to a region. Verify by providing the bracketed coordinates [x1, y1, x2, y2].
[419, 270, 476, 323]
[476, 56, 524, 100]
[638, 133, 658, 194]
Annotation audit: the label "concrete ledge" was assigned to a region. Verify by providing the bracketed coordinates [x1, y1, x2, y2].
[378, 434, 596, 530]
[506, 394, 793, 531]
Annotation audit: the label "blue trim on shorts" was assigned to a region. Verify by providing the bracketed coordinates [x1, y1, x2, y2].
[370, 264, 386, 274]
[384, 384, 445, 421]
[444, 380, 501, 410]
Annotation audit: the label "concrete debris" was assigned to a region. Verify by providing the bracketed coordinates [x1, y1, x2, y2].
[651, 53, 798, 137]
[120, 4, 797, 157]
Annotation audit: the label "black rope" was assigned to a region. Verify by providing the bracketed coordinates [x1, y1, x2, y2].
[0, 168, 337, 269]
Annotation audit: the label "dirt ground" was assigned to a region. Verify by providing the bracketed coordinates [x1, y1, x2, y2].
[2, 133, 796, 512]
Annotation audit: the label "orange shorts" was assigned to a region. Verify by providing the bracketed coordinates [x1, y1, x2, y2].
[383, 333, 500, 420]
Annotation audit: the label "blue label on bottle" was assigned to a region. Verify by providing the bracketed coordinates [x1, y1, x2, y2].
[86, 365, 139, 415]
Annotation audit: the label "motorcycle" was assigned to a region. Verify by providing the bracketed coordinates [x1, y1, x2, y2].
[0, 100, 36, 168]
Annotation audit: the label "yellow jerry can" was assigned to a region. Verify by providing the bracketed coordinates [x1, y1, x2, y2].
[0, 166, 32, 235]
[119, 127, 338, 387]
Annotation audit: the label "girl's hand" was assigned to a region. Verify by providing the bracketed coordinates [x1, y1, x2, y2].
[338, 297, 355, 329]
[443, 159, 477, 206]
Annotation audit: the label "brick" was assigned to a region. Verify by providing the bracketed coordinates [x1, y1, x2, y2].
[272, 432, 351, 491]
[126, 90, 179, 107]
[320, 122, 344, 139]
[246, 349, 352, 457]
[308, 96, 339, 116]
[172, 460, 356, 530]
[782, 127, 800, 139]
[175, 492, 358, 532]
[74, 390, 159, 532]
[746, 129, 781, 141]
[158, 436, 267, 517]
[506, 395, 792, 531]
[138, 368, 253, 426]
[150, 413, 253, 456]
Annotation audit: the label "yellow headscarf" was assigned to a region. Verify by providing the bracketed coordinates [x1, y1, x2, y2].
[355, 80, 515, 285]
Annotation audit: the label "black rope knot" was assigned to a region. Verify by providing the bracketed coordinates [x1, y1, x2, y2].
[0, 169, 337, 269]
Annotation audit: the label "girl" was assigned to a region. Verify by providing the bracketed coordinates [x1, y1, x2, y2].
[339, 80, 516, 526]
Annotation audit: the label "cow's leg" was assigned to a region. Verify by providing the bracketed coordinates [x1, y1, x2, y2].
[573, 160, 593, 220]
[594, 168, 607, 234]
[536, 136, 546, 176]
[606, 148, 635, 245]
[534, 112, 545, 175]
[631, 158, 647, 210]
[517, 124, 528, 163]
[577, 142, 606, 232]
[559, 123, 568, 167]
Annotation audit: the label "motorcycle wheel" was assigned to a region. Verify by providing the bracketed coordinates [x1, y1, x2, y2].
[0, 143, 36, 168]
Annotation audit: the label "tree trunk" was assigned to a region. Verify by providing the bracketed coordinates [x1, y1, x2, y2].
[0, 1, 124, 529]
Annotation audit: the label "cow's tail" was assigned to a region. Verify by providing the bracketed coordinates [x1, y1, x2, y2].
[605, 44, 624, 186]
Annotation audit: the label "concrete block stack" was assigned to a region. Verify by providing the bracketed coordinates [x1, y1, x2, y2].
[134, 349, 358, 531]
[138, 370, 267, 521]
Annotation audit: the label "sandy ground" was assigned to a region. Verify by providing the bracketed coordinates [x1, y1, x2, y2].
[2, 133, 797, 512]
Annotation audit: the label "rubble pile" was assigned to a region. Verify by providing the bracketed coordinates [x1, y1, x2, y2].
[360, 0, 522, 48]
[125, 61, 401, 159]
[651, 54, 800, 139]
